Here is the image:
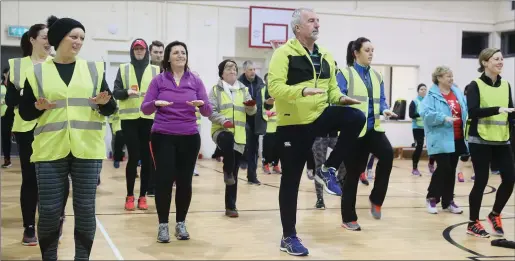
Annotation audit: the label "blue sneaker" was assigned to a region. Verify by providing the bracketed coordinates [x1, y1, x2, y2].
[280, 236, 309, 256]
[315, 167, 342, 196]
[114, 161, 120, 168]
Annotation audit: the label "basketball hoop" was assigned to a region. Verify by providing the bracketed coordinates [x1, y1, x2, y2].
[270, 40, 285, 50]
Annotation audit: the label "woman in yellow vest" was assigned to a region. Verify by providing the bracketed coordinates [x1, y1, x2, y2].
[337, 37, 397, 231]
[113, 39, 159, 211]
[465, 48, 515, 238]
[5, 23, 65, 247]
[18, 15, 117, 260]
[408, 83, 436, 176]
[208, 59, 257, 217]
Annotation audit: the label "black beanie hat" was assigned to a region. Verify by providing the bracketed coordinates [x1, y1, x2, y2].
[46, 15, 85, 49]
[218, 59, 238, 79]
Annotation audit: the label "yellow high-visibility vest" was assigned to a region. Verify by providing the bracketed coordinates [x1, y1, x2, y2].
[8, 56, 47, 132]
[195, 107, 201, 126]
[108, 110, 122, 133]
[1, 85, 7, 117]
[341, 67, 384, 137]
[413, 98, 424, 128]
[475, 78, 510, 142]
[262, 88, 277, 133]
[25, 59, 107, 162]
[118, 63, 159, 120]
[210, 85, 247, 144]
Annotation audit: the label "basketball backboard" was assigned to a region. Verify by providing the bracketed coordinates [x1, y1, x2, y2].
[249, 6, 295, 49]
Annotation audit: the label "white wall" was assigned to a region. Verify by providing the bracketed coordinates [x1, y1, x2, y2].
[1, 1, 508, 155]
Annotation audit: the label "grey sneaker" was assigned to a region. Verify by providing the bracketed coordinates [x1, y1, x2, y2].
[157, 223, 170, 243]
[225, 208, 239, 217]
[224, 172, 235, 185]
[443, 201, 463, 214]
[342, 221, 361, 231]
[175, 221, 190, 240]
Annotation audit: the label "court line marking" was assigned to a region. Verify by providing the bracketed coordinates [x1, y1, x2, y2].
[443, 216, 515, 258]
[96, 216, 124, 260]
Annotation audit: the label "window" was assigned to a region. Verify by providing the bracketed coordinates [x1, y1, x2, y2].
[501, 31, 515, 57]
[461, 32, 489, 58]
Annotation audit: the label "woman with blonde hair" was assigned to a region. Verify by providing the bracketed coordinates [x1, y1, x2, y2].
[465, 48, 515, 238]
[419, 66, 468, 215]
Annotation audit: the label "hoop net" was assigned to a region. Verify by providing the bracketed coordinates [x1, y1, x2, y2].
[270, 40, 286, 50]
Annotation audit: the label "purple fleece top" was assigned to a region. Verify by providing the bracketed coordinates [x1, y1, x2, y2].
[141, 70, 212, 135]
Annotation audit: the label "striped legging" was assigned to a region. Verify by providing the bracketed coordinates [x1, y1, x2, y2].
[312, 136, 346, 198]
[36, 154, 102, 261]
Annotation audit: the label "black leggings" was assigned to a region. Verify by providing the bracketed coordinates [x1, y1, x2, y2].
[341, 130, 394, 222]
[426, 139, 465, 208]
[468, 143, 515, 221]
[121, 118, 153, 197]
[262, 132, 279, 166]
[277, 106, 365, 236]
[151, 132, 200, 224]
[1, 115, 13, 159]
[216, 131, 243, 210]
[14, 130, 38, 228]
[412, 128, 435, 169]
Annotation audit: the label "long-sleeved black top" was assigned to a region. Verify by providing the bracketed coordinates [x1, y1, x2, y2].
[408, 100, 420, 119]
[466, 72, 514, 138]
[19, 61, 117, 121]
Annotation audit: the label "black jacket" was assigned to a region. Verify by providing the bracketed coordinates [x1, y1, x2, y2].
[238, 74, 272, 135]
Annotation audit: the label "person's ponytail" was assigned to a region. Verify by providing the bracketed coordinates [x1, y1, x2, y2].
[346, 41, 355, 67]
[20, 32, 32, 57]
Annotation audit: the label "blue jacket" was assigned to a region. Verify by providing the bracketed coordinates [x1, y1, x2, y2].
[419, 84, 468, 155]
[336, 62, 388, 132]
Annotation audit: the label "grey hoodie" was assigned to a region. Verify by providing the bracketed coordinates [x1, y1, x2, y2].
[113, 38, 150, 100]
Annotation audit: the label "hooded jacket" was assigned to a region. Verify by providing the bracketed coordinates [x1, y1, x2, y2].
[419, 84, 468, 155]
[113, 38, 150, 100]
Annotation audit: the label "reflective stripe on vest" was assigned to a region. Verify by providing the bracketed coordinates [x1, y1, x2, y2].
[210, 85, 247, 144]
[28, 59, 106, 162]
[118, 64, 158, 120]
[9, 56, 40, 132]
[476, 78, 510, 142]
[344, 67, 384, 137]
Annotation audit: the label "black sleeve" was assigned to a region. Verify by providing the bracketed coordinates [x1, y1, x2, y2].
[5, 79, 21, 107]
[466, 81, 500, 119]
[263, 86, 273, 110]
[112, 69, 129, 100]
[97, 73, 117, 116]
[19, 79, 44, 121]
[408, 101, 419, 119]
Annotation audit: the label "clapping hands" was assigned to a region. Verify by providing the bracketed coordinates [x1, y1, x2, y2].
[186, 100, 205, 107]
[34, 97, 56, 110]
[89, 91, 112, 105]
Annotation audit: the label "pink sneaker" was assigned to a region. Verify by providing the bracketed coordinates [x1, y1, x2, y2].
[457, 172, 464, 182]
[412, 169, 421, 176]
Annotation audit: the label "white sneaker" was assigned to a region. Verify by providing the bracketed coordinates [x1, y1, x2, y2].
[426, 198, 438, 214]
[443, 201, 463, 214]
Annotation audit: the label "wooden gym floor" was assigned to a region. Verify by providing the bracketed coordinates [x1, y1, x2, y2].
[1, 157, 514, 260]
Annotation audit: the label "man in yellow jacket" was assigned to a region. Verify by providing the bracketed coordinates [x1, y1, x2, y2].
[267, 7, 365, 257]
